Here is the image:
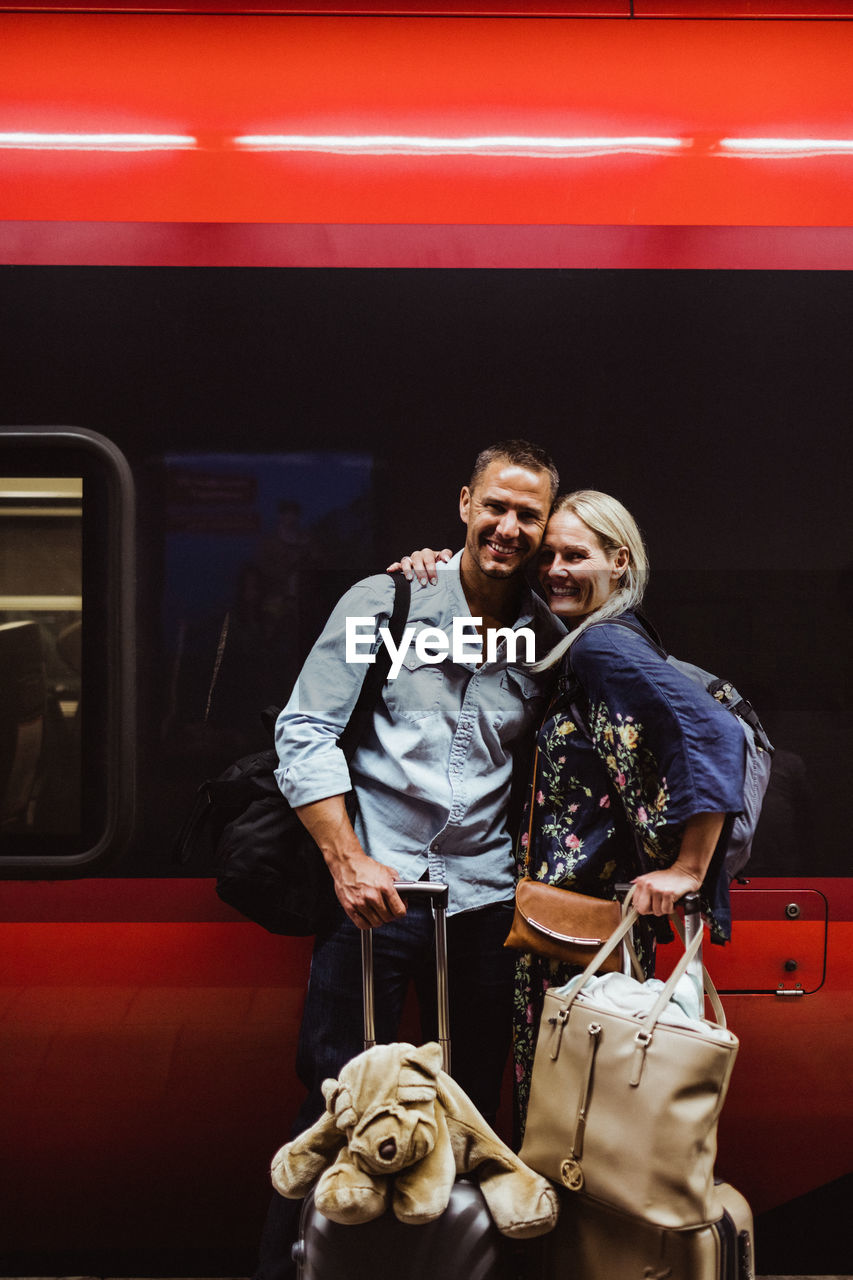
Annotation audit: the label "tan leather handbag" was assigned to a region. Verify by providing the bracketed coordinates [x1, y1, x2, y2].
[504, 878, 625, 971]
[519, 896, 739, 1230]
[506, 737, 628, 972]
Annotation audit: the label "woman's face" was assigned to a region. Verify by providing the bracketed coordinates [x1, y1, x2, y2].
[536, 509, 629, 623]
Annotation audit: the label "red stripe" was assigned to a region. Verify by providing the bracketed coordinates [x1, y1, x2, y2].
[5, 221, 853, 267]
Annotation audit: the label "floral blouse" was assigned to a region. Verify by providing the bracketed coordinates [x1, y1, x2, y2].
[513, 612, 746, 1133]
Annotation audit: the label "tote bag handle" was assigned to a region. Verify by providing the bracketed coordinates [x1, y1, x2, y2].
[561, 887, 727, 1032]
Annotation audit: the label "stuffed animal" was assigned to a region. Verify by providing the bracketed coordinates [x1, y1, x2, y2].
[271, 1041, 559, 1238]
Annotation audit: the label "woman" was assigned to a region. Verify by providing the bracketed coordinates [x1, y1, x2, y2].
[512, 491, 745, 1123]
[396, 490, 746, 1129]
[394, 488, 742, 1121]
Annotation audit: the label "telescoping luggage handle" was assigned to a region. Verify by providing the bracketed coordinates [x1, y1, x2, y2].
[681, 892, 704, 992]
[360, 881, 451, 1075]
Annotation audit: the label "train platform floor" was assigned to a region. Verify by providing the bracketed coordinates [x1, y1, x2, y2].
[6, 1269, 850, 1280]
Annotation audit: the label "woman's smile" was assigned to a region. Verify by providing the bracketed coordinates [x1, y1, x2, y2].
[543, 579, 580, 600]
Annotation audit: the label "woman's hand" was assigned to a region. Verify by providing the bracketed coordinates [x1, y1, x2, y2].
[630, 865, 703, 917]
[631, 811, 725, 915]
[386, 547, 454, 586]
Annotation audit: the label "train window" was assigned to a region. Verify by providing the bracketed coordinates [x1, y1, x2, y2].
[0, 429, 133, 870]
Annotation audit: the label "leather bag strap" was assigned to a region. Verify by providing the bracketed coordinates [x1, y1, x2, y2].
[669, 910, 726, 1027]
[620, 895, 646, 982]
[522, 743, 540, 878]
[523, 723, 645, 980]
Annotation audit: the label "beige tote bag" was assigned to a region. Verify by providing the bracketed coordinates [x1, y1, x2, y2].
[519, 897, 739, 1230]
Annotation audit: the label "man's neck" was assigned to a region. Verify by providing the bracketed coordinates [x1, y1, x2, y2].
[459, 552, 525, 630]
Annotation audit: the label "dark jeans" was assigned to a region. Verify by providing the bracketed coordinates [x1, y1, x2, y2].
[254, 898, 515, 1280]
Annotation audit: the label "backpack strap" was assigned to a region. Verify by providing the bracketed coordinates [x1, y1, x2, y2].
[171, 573, 412, 866]
[564, 613, 664, 732]
[337, 571, 411, 762]
[579, 612, 668, 661]
[258, 573, 411, 756]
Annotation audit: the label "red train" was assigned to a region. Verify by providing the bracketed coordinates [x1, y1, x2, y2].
[2, 5, 853, 1274]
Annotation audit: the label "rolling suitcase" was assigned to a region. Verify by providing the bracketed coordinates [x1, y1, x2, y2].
[291, 881, 515, 1280]
[525, 896, 755, 1280]
[528, 1180, 754, 1280]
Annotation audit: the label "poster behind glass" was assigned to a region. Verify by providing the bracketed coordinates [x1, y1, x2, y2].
[157, 452, 378, 827]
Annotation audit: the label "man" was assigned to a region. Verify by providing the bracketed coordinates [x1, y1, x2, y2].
[255, 439, 563, 1279]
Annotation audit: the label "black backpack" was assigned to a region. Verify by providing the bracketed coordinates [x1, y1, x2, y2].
[172, 573, 411, 934]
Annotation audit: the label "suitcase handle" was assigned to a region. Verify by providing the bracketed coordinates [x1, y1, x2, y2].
[360, 881, 451, 1075]
[390, 880, 449, 908]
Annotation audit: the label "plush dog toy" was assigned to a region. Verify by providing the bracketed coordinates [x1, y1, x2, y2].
[270, 1041, 558, 1238]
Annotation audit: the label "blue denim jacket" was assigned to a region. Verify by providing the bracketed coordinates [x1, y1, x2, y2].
[275, 553, 564, 914]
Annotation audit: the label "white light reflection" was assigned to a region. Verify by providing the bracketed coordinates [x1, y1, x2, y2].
[0, 132, 197, 151]
[721, 137, 853, 158]
[233, 133, 684, 158]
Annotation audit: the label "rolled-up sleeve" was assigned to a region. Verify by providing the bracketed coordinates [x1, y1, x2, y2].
[275, 576, 393, 807]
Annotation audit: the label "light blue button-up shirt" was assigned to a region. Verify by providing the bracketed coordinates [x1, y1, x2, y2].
[275, 553, 565, 915]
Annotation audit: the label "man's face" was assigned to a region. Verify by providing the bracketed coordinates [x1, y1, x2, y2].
[459, 461, 552, 581]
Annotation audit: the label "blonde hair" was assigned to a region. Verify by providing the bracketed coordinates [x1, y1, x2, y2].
[532, 489, 649, 672]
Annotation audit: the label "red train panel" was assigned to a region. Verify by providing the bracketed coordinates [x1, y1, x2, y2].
[2, 14, 853, 248]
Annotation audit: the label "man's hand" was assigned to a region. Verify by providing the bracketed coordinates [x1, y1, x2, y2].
[294, 795, 407, 930]
[330, 849, 407, 930]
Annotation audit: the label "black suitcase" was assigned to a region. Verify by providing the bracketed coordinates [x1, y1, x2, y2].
[291, 881, 514, 1280]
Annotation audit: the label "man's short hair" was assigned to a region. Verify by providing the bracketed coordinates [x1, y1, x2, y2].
[468, 440, 560, 506]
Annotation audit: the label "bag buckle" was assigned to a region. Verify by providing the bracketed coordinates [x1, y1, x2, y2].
[548, 1006, 570, 1060]
[630, 1026, 652, 1087]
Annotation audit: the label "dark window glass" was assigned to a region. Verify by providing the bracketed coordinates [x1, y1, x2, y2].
[0, 477, 82, 837]
[0, 432, 133, 870]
